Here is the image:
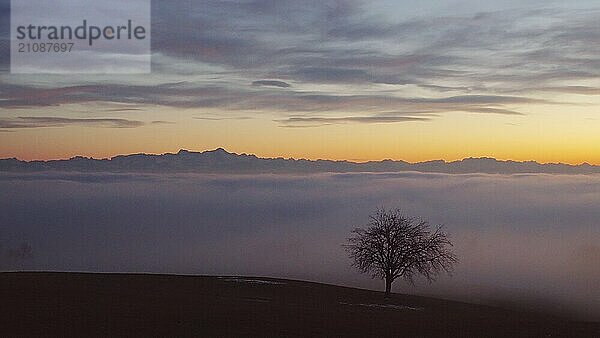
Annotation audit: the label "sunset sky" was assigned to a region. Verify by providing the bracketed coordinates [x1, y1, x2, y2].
[1, 0, 600, 163]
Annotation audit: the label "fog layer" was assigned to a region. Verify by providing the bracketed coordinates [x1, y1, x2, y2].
[1, 172, 598, 320]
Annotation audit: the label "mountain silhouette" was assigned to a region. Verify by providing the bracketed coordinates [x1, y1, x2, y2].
[1, 149, 599, 174]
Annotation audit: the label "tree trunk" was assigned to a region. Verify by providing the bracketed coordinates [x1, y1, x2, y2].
[384, 277, 392, 299]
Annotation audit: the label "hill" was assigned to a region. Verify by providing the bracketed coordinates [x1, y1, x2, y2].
[1, 272, 598, 337]
[1, 148, 600, 174]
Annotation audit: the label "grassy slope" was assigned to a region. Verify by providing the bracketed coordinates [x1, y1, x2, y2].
[1, 272, 598, 337]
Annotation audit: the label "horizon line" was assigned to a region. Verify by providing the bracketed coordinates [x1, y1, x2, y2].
[2, 147, 598, 167]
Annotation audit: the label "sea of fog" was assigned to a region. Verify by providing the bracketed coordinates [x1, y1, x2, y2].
[1, 171, 599, 320]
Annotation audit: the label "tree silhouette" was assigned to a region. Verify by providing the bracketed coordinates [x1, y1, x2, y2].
[345, 208, 457, 298]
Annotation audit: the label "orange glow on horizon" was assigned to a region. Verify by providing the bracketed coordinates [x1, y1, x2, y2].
[1, 102, 599, 166]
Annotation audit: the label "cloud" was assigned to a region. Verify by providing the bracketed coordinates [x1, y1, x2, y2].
[277, 115, 431, 127]
[0, 0, 8, 70]
[105, 108, 144, 112]
[1, 1, 600, 123]
[0, 172, 156, 183]
[193, 116, 252, 121]
[0, 83, 541, 120]
[150, 120, 175, 125]
[460, 107, 524, 115]
[418, 95, 544, 105]
[292, 67, 373, 83]
[0, 117, 145, 129]
[535, 86, 600, 95]
[252, 80, 291, 88]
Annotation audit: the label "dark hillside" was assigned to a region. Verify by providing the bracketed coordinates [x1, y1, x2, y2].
[1, 272, 598, 337]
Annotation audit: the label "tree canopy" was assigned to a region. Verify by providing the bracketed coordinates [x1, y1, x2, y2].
[345, 208, 457, 297]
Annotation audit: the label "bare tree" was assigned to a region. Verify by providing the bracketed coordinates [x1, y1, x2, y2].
[344, 208, 457, 298]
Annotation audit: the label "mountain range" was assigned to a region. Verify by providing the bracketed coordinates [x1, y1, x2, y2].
[1, 148, 599, 174]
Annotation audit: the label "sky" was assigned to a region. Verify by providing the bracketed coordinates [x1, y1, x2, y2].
[1, 0, 600, 163]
